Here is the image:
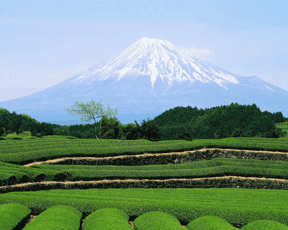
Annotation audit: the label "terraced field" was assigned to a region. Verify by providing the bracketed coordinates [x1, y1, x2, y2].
[0, 134, 288, 229]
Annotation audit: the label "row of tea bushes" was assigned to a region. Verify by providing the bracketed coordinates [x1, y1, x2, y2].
[0, 176, 287, 194]
[43, 157, 288, 173]
[0, 161, 66, 186]
[187, 215, 288, 230]
[0, 203, 31, 230]
[0, 140, 195, 165]
[84, 208, 133, 230]
[134, 211, 184, 230]
[1, 137, 288, 165]
[22, 147, 288, 168]
[23, 205, 82, 230]
[30, 157, 288, 181]
[1, 157, 288, 188]
[1, 203, 288, 230]
[1, 188, 287, 227]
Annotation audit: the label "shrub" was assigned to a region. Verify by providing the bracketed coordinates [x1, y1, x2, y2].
[231, 128, 247, 137]
[122, 123, 139, 140]
[99, 115, 124, 139]
[120, 135, 126, 140]
[135, 118, 162, 141]
[21, 131, 32, 136]
[35, 133, 42, 138]
[52, 126, 70, 136]
[262, 128, 286, 138]
[0, 127, 5, 137]
[176, 131, 193, 141]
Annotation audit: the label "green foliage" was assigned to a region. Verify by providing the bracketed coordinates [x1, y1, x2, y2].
[188, 103, 278, 139]
[176, 131, 193, 141]
[241, 219, 288, 230]
[63, 98, 118, 139]
[22, 205, 82, 230]
[0, 108, 10, 114]
[0, 203, 31, 230]
[150, 103, 287, 140]
[273, 111, 286, 123]
[23, 136, 41, 140]
[187, 215, 238, 230]
[261, 128, 286, 138]
[158, 122, 194, 141]
[122, 123, 139, 140]
[1, 187, 287, 228]
[0, 103, 287, 141]
[152, 105, 205, 127]
[64, 124, 101, 139]
[21, 113, 33, 120]
[134, 118, 162, 141]
[133, 211, 184, 230]
[99, 115, 124, 139]
[231, 128, 248, 137]
[52, 126, 71, 136]
[35, 133, 42, 138]
[84, 208, 132, 230]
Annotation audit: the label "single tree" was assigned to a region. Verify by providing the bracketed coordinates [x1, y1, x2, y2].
[63, 99, 118, 139]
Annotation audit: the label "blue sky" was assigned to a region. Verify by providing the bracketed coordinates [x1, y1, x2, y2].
[1, 0, 288, 104]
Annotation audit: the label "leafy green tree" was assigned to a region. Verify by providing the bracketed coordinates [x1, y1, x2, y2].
[18, 122, 30, 134]
[187, 103, 277, 139]
[156, 125, 175, 140]
[122, 123, 139, 140]
[63, 99, 118, 139]
[134, 118, 161, 141]
[176, 127, 193, 141]
[231, 128, 248, 137]
[262, 128, 285, 138]
[152, 106, 205, 127]
[64, 124, 99, 139]
[0, 109, 12, 136]
[272, 111, 285, 123]
[99, 114, 124, 139]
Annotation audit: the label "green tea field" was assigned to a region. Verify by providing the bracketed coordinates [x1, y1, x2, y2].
[0, 134, 287, 230]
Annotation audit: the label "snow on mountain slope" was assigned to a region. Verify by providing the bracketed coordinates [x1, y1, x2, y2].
[70, 37, 239, 89]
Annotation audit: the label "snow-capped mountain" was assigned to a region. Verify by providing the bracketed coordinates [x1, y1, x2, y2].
[0, 37, 287, 125]
[71, 37, 238, 89]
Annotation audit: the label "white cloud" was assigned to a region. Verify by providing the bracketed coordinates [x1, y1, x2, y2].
[174, 45, 214, 60]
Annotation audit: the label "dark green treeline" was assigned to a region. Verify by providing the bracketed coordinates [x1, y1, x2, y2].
[0, 103, 287, 141]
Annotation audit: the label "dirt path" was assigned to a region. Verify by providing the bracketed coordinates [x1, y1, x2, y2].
[23, 147, 288, 167]
[8, 148, 288, 229]
[1, 175, 287, 191]
[0, 147, 285, 190]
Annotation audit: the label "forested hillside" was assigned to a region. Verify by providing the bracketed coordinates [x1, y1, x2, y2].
[0, 103, 287, 141]
[152, 103, 287, 140]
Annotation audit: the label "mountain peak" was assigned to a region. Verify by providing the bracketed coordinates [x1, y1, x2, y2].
[72, 37, 239, 87]
[133, 37, 173, 48]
